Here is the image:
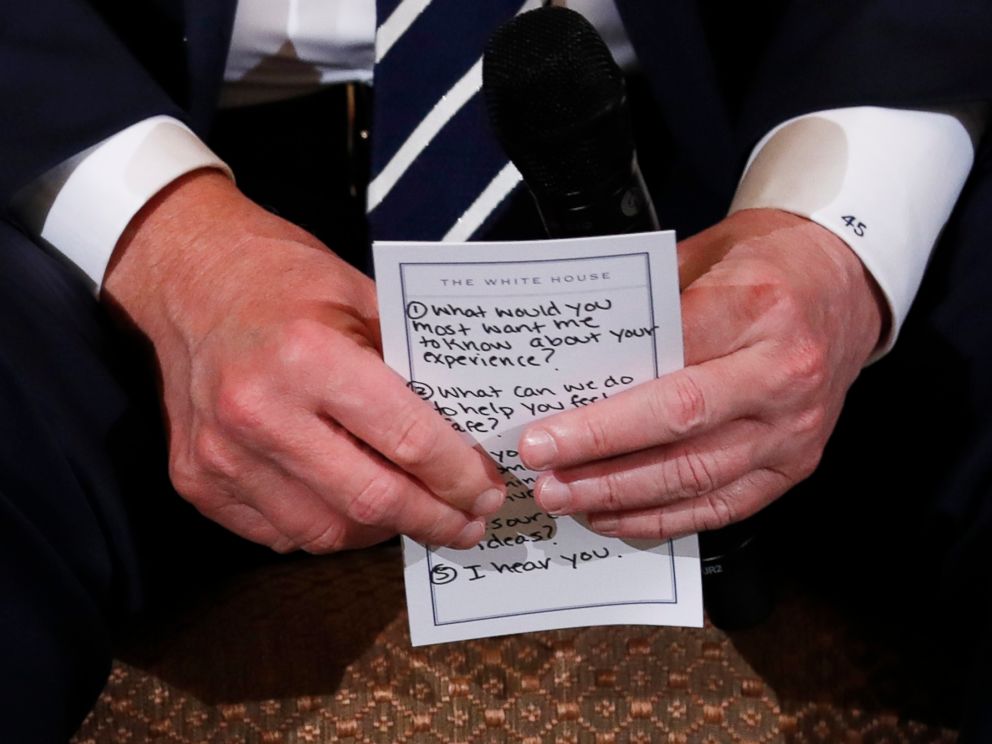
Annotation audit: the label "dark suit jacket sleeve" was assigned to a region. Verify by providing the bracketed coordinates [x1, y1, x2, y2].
[0, 0, 190, 216]
[617, 0, 991, 230]
[740, 1, 992, 149]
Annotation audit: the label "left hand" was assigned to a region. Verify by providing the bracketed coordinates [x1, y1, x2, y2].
[519, 209, 887, 539]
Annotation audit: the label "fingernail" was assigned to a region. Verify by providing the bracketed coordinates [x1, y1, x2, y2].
[590, 515, 618, 535]
[521, 429, 557, 469]
[452, 519, 486, 549]
[536, 477, 570, 515]
[472, 488, 504, 516]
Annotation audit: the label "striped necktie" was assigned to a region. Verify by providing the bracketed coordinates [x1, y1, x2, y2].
[368, 0, 539, 242]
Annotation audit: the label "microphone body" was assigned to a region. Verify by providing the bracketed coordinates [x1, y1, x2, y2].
[535, 158, 658, 238]
[482, 6, 657, 238]
[483, 6, 773, 629]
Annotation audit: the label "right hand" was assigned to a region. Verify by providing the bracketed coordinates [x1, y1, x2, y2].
[520, 209, 885, 540]
[103, 170, 505, 553]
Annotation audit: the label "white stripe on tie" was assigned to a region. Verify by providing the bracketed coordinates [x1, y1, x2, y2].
[375, 0, 433, 63]
[443, 162, 522, 241]
[367, 58, 483, 212]
[368, 0, 539, 216]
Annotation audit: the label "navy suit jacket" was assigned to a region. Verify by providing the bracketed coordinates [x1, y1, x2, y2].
[2, 0, 992, 678]
[1, 0, 990, 230]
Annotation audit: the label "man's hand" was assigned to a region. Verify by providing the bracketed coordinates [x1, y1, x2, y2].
[519, 209, 886, 539]
[103, 170, 505, 553]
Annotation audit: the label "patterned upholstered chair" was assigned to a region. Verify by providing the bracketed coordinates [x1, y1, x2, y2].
[72, 544, 958, 743]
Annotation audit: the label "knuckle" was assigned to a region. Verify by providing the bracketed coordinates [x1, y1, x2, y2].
[744, 278, 788, 318]
[599, 471, 629, 511]
[673, 450, 718, 497]
[215, 373, 269, 435]
[190, 429, 237, 478]
[169, 436, 222, 500]
[664, 373, 708, 438]
[794, 448, 824, 481]
[345, 474, 400, 527]
[275, 318, 325, 371]
[782, 337, 828, 394]
[695, 493, 737, 532]
[299, 521, 347, 554]
[649, 511, 669, 541]
[389, 413, 441, 470]
[755, 467, 801, 507]
[763, 276, 801, 319]
[793, 403, 828, 438]
[423, 515, 462, 547]
[168, 451, 197, 497]
[270, 538, 299, 554]
[578, 415, 613, 460]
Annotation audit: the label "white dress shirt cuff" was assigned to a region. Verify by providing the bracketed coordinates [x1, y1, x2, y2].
[729, 106, 977, 357]
[12, 116, 233, 290]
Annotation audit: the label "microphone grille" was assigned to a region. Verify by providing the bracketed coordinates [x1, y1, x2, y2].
[483, 7, 632, 200]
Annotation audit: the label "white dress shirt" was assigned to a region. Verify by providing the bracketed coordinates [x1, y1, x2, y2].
[14, 0, 981, 355]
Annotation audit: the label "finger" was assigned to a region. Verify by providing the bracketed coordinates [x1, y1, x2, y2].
[263, 411, 489, 550]
[585, 468, 792, 541]
[533, 418, 771, 516]
[241, 461, 396, 553]
[192, 458, 393, 553]
[519, 346, 776, 471]
[316, 343, 505, 516]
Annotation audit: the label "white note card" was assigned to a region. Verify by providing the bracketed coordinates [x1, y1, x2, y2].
[374, 232, 703, 646]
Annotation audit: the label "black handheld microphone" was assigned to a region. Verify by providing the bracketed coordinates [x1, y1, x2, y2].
[482, 6, 658, 238]
[482, 6, 773, 630]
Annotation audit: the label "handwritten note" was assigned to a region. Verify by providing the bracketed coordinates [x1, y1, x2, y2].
[374, 232, 703, 645]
